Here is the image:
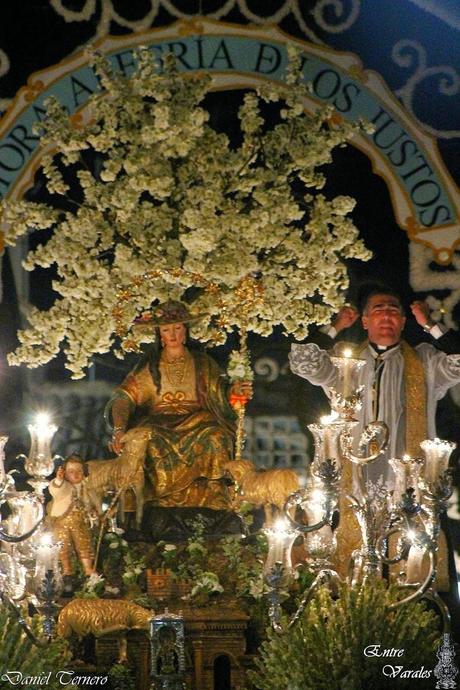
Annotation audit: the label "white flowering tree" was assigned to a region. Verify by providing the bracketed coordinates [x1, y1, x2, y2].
[2, 47, 371, 379]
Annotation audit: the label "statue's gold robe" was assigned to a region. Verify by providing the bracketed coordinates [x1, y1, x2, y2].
[107, 349, 236, 510]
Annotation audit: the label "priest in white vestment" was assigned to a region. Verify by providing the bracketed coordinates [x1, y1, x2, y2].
[289, 288, 460, 487]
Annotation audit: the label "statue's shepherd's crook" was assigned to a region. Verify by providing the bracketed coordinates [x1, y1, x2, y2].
[93, 464, 140, 570]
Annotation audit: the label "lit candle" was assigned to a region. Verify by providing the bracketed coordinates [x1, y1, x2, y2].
[0, 436, 8, 484]
[390, 454, 424, 504]
[36, 533, 57, 573]
[263, 517, 297, 580]
[389, 454, 410, 503]
[319, 412, 339, 459]
[306, 487, 324, 524]
[420, 439, 456, 484]
[405, 544, 426, 585]
[342, 348, 352, 398]
[317, 412, 341, 464]
[26, 413, 57, 480]
[20, 499, 36, 534]
[330, 352, 365, 419]
[34, 413, 56, 458]
[305, 486, 333, 554]
[319, 414, 333, 458]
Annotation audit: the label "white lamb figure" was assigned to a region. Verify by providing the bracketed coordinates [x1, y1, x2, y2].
[224, 458, 300, 524]
[84, 428, 150, 527]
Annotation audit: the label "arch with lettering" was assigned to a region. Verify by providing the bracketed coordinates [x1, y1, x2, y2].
[0, 19, 458, 263]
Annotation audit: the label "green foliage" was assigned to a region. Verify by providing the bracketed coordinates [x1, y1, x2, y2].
[121, 549, 146, 587]
[168, 517, 224, 605]
[151, 520, 271, 644]
[250, 581, 440, 690]
[107, 662, 136, 690]
[155, 517, 269, 609]
[101, 529, 129, 574]
[100, 529, 146, 597]
[74, 573, 107, 599]
[0, 603, 71, 689]
[219, 533, 267, 601]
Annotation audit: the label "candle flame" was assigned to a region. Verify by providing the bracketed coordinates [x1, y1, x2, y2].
[38, 532, 54, 548]
[311, 488, 324, 505]
[35, 412, 51, 432]
[272, 517, 289, 534]
[343, 348, 353, 358]
[320, 411, 339, 425]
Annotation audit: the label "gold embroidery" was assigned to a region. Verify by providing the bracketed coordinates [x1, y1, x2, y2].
[161, 351, 191, 387]
[119, 374, 141, 406]
[333, 456, 361, 579]
[161, 391, 186, 403]
[401, 341, 427, 457]
[157, 391, 198, 414]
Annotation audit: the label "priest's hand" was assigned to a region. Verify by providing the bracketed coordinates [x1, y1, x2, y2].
[410, 300, 431, 328]
[332, 304, 360, 333]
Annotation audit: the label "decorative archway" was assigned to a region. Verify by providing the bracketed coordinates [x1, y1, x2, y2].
[0, 19, 458, 264]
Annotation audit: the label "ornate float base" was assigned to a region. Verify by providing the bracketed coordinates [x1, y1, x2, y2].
[91, 606, 249, 690]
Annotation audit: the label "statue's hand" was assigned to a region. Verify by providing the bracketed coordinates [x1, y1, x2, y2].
[229, 381, 253, 405]
[110, 429, 125, 455]
[89, 509, 100, 527]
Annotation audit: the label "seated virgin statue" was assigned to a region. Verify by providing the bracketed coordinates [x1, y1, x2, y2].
[106, 300, 250, 511]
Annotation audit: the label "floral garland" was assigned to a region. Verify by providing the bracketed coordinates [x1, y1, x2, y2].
[2, 46, 371, 378]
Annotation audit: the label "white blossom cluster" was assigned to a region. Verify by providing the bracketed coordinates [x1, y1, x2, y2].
[3, 47, 371, 378]
[190, 571, 224, 598]
[227, 348, 254, 383]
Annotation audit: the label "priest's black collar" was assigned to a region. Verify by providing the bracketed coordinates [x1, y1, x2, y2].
[369, 341, 401, 355]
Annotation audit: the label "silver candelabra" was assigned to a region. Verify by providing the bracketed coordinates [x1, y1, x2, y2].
[264, 349, 455, 632]
[1, 415, 63, 641]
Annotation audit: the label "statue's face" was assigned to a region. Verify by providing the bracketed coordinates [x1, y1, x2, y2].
[361, 294, 406, 346]
[159, 322, 186, 348]
[65, 461, 84, 484]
